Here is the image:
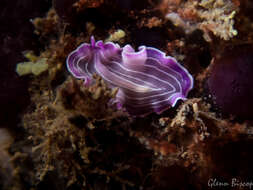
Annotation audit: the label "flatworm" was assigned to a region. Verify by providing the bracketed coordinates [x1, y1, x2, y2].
[67, 37, 193, 116]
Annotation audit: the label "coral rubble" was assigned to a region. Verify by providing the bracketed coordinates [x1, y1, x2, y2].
[164, 0, 239, 41]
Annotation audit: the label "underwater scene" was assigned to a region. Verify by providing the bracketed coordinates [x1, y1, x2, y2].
[1, 0, 253, 189]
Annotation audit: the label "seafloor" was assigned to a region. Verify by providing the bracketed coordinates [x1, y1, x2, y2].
[1, 0, 253, 189]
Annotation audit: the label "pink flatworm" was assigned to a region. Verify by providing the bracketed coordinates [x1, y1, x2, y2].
[67, 37, 193, 116]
